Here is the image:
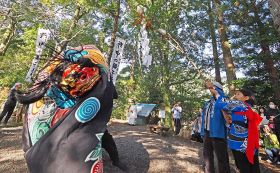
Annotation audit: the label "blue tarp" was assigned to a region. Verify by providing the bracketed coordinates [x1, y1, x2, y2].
[136, 103, 157, 117]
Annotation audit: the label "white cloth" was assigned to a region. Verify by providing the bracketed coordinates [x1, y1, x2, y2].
[128, 105, 137, 125]
[260, 114, 269, 125]
[172, 106, 182, 119]
[159, 109, 165, 118]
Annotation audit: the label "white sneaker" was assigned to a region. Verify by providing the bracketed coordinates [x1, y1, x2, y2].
[277, 161, 280, 165]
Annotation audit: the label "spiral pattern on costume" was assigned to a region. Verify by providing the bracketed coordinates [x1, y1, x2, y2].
[75, 97, 100, 123]
[31, 121, 50, 145]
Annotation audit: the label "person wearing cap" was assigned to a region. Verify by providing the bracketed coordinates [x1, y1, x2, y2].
[216, 88, 262, 173]
[0, 83, 22, 126]
[201, 81, 230, 173]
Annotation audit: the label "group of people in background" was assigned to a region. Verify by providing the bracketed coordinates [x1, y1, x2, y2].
[258, 102, 280, 165]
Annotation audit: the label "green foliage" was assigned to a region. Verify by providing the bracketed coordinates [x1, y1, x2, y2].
[0, 0, 279, 121]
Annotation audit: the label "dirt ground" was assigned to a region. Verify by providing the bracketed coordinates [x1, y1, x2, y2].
[0, 120, 280, 173]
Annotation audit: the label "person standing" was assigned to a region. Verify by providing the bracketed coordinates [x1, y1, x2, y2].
[266, 102, 280, 120]
[201, 81, 230, 173]
[217, 88, 262, 173]
[0, 83, 22, 126]
[172, 102, 182, 135]
[267, 102, 280, 142]
[127, 100, 137, 126]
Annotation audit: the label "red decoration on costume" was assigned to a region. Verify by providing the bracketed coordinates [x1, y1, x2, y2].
[235, 103, 263, 164]
[50, 108, 69, 127]
[91, 159, 103, 173]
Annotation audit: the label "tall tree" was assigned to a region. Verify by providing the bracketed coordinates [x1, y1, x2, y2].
[252, 0, 280, 99]
[269, 0, 280, 34]
[213, 0, 237, 93]
[207, 0, 221, 83]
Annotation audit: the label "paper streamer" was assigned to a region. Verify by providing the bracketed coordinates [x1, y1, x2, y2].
[25, 29, 51, 83]
[138, 25, 152, 67]
[110, 37, 126, 85]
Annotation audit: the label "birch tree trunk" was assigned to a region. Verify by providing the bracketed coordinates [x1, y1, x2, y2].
[107, 0, 121, 66]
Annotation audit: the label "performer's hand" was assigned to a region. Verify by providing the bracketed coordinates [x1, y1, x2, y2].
[222, 110, 232, 124]
[205, 81, 213, 89]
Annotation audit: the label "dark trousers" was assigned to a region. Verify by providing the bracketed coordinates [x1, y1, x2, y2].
[232, 150, 260, 173]
[173, 118, 181, 135]
[0, 103, 16, 124]
[102, 129, 119, 163]
[203, 131, 230, 173]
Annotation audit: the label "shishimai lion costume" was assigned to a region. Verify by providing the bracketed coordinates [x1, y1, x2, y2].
[16, 45, 117, 173]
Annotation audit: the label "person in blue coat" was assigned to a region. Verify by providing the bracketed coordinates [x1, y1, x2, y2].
[201, 81, 230, 173]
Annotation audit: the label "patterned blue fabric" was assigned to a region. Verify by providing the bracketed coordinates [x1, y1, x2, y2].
[46, 85, 76, 109]
[216, 100, 249, 152]
[64, 50, 88, 62]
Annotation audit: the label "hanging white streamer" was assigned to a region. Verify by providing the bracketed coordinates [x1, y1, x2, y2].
[25, 29, 51, 83]
[110, 37, 126, 85]
[138, 25, 152, 67]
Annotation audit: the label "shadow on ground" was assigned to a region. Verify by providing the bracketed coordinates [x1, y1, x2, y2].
[103, 136, 150, 173]
[0, 127, 27, 173]
[0, 121, 280, 173]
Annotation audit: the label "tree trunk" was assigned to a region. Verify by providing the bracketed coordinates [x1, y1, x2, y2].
[213, 0, 237, 93]
[107, 0, 121, 66]
[269, 0, 280, 34]
[0, 19, 17, 56]
[157, 43, 172, 127]
[163, 88, 172, 127]
[253, 2, 280, 100]
[207, 0, 221, 83]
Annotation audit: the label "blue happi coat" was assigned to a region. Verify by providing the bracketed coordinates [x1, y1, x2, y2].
[201, 88, 228, 139]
